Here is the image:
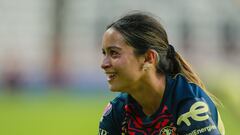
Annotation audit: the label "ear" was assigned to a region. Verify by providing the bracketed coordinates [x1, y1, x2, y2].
[144, 49, 159, 65]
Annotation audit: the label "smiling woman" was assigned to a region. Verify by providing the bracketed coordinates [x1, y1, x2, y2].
[99, 11, 225, 135]
[101, 28, 145, 92]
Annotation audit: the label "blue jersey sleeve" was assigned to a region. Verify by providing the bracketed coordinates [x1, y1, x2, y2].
[176, 98, 221, 135]
[99, 102, 122, 135]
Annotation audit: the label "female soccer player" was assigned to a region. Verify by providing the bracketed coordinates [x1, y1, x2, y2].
[99, 11, 225, 135]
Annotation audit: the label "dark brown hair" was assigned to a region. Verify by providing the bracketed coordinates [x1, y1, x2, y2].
[107, 11, 220, 105]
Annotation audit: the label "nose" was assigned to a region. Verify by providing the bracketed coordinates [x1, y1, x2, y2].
[101, 57, 111, 69]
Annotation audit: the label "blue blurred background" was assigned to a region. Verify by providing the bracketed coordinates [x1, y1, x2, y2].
[0, 0, 239, 134]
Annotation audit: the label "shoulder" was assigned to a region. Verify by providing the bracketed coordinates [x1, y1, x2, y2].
[167, 74, 222, 134]
[102, 92, 128, 120]
[99, 93, 128, 135]
[167, 74, 213, 103]
[176, 97, 221, 134]
[167, 74, 217, 118]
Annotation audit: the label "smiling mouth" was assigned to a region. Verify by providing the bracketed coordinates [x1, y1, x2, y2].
[106, 72, 117, 81]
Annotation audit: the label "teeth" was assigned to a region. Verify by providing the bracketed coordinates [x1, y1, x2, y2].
[106, 73, 116, 81]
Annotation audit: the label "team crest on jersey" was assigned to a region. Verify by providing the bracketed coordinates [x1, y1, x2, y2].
[159, 126, 176, 135]
[103, 103, 112, 116]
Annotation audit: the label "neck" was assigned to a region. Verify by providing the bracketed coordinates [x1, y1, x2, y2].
[129, 73, 166, 116]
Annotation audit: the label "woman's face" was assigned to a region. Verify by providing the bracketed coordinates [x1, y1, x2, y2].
[101, 28, 144, 92]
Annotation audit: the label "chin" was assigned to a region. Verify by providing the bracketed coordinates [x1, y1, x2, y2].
[109, 87, 120, 92]
[108, 84, 123, 92]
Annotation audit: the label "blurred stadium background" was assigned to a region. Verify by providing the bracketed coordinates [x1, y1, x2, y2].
[0, 0, 239, 134]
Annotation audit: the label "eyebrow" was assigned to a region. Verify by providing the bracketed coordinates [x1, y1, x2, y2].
[102, 46, 122, 51]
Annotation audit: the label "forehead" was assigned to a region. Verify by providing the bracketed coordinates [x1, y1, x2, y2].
[102, 28, 127, 49]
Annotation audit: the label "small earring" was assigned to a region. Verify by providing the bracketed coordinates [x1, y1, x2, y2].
[143, 63, 151, 71]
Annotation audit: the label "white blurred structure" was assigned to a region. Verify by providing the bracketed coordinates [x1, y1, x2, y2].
[0, 0, 239, 91]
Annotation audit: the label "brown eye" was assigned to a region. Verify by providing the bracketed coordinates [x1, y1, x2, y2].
[110, 50, 119, 58]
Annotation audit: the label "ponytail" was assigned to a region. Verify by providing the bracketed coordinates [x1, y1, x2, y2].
[175, 52, 221, 106]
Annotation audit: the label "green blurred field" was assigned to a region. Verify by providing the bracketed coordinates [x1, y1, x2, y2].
[0, 90, 239, 135]
[0, 92, 115, 135]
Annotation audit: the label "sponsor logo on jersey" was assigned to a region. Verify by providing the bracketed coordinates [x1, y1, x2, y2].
[185, 124, 217, 135]
[159, 126, 176, 135]
[177, 101, 209, 126]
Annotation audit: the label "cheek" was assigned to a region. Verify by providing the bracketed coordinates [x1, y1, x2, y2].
[119, 64, 142, 81]
[115, 56, 142, 78]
